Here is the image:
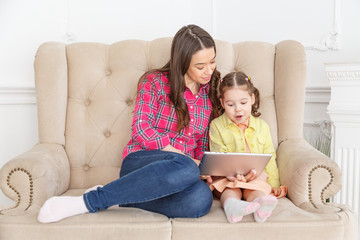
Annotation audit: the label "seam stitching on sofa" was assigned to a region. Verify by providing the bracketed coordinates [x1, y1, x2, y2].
[0, 168, 33, 214]
[308, 165, 334, 208]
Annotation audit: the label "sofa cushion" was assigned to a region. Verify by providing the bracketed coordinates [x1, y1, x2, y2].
[172, 198, 346, 240]
[0, 208, 171, 240]
[0, 190, 171, 240]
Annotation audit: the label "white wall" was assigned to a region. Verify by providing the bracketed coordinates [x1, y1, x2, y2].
[1, 0, 359, 205]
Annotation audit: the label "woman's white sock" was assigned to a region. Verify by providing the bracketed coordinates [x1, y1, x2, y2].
[37, 196, 89, 223]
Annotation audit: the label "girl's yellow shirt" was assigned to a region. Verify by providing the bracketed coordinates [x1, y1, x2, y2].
[209, 113, 280, 188]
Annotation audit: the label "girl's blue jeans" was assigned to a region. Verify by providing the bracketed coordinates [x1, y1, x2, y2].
[83, 150, 213, 218]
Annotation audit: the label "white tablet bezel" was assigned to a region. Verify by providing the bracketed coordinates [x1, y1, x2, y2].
[199, 151, 272, 177]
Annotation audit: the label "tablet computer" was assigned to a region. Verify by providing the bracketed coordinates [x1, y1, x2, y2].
[199, 151, 272, 177]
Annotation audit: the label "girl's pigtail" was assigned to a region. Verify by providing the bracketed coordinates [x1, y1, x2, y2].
[251, 87, 261, 117]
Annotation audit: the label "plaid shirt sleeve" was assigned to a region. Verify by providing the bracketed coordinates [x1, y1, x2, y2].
[131, 76, 171, 150]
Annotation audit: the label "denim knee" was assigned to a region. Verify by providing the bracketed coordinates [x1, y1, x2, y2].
[185, 181, 213, 218]
[196, 183, 213, 217]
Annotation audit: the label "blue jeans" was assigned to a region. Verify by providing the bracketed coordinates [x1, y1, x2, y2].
[83, 150, 213, 218]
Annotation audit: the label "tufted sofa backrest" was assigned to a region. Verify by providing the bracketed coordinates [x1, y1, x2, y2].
[34, 38, 306, 189]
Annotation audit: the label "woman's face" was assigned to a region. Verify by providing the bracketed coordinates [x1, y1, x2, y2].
[184, 47, 216, 91]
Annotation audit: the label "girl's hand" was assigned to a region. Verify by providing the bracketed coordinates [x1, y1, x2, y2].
[271, 187, 281, 197]
[244, 169, 257, 182]
[226, 174, 246, 182]
[271, 186, 287, 198]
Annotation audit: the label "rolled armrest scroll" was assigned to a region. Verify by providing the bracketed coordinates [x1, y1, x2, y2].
[0, 143, 69, 215]
[277, 139, 341, 212]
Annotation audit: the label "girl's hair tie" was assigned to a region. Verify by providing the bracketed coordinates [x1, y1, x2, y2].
[245, 77, 250, 81]
[220, 78, 224, 83]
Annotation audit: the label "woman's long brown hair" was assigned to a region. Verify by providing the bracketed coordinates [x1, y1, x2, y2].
[138, 24, 221, 132]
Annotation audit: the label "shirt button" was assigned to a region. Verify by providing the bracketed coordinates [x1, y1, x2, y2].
[188, 133, 191, 136]
[191, 119, 194, 122]
[180, 141, 183, 143]
[190, 106, 193, 109]
[196, 95, 199, 98]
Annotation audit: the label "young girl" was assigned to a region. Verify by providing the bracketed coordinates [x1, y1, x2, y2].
[208, 71, 286, 223]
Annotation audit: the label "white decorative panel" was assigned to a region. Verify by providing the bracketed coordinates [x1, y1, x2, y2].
[333, 147, 360, 214]
[326, 62, 360, 228]
[0, 87, 36, 105]
[0, 87, 38, 206]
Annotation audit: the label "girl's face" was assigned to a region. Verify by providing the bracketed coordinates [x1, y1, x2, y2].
[220, 86, 255, 125]
[184, 47, 216, 92]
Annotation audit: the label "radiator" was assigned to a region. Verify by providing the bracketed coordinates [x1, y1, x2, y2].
[333, 147, 360, 216]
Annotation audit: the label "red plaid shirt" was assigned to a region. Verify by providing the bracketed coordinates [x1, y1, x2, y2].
[122, 72, 212, 160]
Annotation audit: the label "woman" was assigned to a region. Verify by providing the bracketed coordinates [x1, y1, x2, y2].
[38, 24, 221, 223]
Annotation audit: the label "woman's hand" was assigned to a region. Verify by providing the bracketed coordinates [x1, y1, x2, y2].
[192, 158, 201, 166]
[162, 144, 183, 154]
[162, 145, 200, 166]
[200, 175, 213, 184]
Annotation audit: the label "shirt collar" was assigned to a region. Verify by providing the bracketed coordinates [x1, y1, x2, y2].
[237, 118, 249, 128]
[190, 83, 209, 96]
[201, 83, 210, 93]
[184, 83, 210, 98]
[222, 113, 257, 131]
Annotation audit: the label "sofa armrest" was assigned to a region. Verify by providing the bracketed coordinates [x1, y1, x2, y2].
[0, 143, 70, 215]
[277, 139, 342, 213]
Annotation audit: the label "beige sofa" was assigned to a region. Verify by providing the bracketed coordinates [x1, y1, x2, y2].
[0, 38, 357, 240]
